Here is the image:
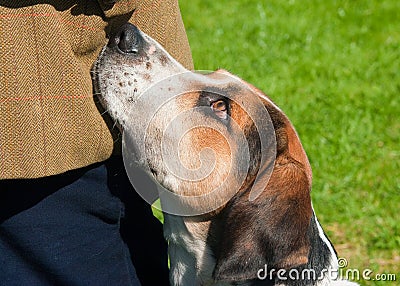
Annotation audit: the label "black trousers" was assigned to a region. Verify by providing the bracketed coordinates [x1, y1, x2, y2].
[0, 157, 169, 286]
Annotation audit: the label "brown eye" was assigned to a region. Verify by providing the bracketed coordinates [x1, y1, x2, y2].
[211, 100, 228, 120]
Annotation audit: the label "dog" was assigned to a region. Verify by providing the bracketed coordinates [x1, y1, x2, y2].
[94, 23, 358, 286]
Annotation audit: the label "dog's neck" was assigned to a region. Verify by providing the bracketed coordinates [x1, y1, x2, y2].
[164, 211, 232, 286]
[163, 210, 341, 286]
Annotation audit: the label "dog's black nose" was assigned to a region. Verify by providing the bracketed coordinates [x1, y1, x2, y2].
[109, 23, 143, 54]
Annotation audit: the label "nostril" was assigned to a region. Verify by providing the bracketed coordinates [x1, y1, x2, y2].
[109, 23, 143, 54]
[117, 30, 138, 54]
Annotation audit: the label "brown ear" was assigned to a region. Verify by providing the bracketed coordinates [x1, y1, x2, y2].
[213, 87, 313, 282]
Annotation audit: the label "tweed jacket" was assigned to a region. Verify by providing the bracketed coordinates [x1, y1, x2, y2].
[0, 0, 193, 179]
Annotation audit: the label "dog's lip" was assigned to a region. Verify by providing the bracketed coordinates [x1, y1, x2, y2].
[149, 167, 158, 176]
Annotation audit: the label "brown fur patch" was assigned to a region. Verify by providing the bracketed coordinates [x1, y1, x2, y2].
[211, 74, 313, 281]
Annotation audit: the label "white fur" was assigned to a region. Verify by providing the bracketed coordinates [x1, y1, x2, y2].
[164, 215, 228, 286]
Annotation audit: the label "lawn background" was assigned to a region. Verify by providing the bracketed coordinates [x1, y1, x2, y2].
[158, 1, 399, 285]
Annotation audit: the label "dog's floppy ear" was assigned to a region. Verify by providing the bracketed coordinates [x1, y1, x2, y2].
[213, 85, 313, 282]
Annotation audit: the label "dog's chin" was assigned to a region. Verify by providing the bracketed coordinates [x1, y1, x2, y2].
[122, 145, 171, 190]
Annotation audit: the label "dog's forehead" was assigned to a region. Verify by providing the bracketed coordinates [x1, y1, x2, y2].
[186, 71, 259, 102]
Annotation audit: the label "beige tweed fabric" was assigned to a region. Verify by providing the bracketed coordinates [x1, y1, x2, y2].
[0, 0, 193, 179]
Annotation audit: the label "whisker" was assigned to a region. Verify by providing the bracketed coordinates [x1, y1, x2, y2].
[100, 109, 109, 116]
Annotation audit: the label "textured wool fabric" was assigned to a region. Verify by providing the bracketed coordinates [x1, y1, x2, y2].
[0, 0, 193, 179]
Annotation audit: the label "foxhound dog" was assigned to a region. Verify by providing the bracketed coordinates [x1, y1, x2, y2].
[94, 23, 358, 286]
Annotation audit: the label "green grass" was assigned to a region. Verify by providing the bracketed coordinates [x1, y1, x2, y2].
[157, 1, 400, 284]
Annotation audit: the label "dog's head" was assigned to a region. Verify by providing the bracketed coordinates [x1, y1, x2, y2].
[95, 23, 313, 281]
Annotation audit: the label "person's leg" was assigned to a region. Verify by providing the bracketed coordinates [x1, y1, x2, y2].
[0, 162, 141, 286]
[106, 156, 170, 285]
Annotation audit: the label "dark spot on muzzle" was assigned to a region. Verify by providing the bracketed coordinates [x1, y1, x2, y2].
[109, 23, 144, 55]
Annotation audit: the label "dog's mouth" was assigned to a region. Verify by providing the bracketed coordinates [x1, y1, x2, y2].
[149, 166, 158, 177]
[92, 23, 188, 130]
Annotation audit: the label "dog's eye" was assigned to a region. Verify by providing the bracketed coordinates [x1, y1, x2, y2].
[211, 100, 228, 120]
